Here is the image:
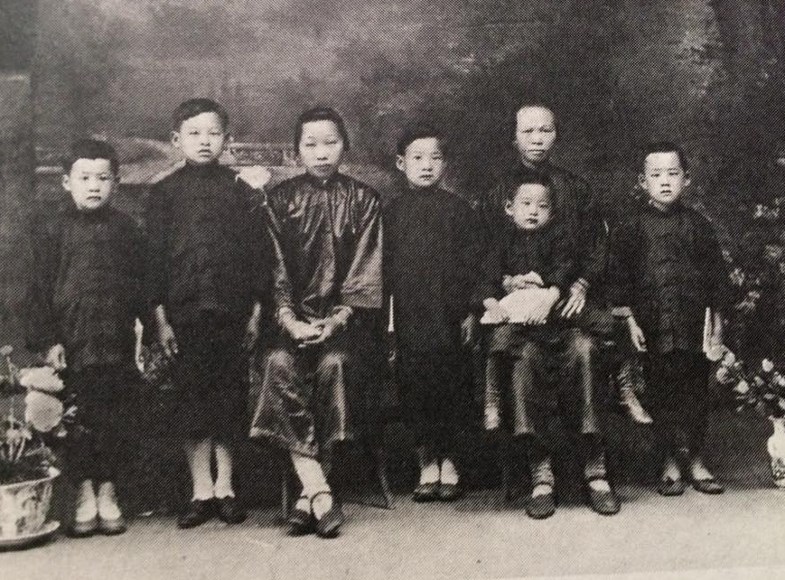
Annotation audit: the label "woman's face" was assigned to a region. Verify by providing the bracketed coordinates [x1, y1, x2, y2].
[298, 120, 345, 179]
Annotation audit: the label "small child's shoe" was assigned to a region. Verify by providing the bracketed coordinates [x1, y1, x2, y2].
[70, 480, 98, 538]
[97, 481, 127, 535]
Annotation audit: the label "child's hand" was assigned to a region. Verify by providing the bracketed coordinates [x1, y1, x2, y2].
[236, 166, 272, 190]
[242, 316, 261, 353]
[158, 323, 179, 359]
[461, 313, 477, 346]
[44, 344, 66, 371]
[627, 317, 647, 352]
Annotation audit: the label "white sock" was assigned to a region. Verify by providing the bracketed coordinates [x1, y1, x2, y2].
[184, 438, 215, 500]
[75, 480, 97, 522]
[440, 457, 459, 485]
[291, 452, 332, 518]
[532, 483, 553, 498]
[587, 479, 611, 492]
[97, 481, 122, 520]
[416, 446, 439, 484]
[213, 442, 236, 499]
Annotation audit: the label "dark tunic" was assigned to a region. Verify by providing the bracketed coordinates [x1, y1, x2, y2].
[479, 162, 607, 290]
[607, 201, 730, 354]
[266, 173, 383, 320]
[474, 222, 576, 306]
[145, 162, 268, 325]
[384, 186, 481, 353]
[26, 205, 144, 372]
[250, 173, 383, 457]
[383, 186, 481, 448]
[608, 201, 730, 452]
[144, 162, 269, 439]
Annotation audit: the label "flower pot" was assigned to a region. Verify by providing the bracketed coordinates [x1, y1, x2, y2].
[767, 418, 785, 488]
[0, 468, 59, 539]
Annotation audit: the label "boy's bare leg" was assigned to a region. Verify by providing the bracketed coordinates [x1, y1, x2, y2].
[184, 438, 214, 500]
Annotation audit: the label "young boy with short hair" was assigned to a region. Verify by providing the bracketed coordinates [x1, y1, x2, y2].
[384, 125, 481, 502]
[609, 142, 729, 496]
[477, 175, 619, 519]
[26, 139, 144, 537]
[145, 98, 268, 528]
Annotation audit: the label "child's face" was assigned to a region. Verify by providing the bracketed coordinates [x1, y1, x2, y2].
[515, 106, 557, 167]
[62, 158, 116, 212]
[395, 137, 446, 188]
[505, 183, 552, 231]
[172, 112, 227, 165]
[298, 120, 345, 180]
[640, 151, 690, 209]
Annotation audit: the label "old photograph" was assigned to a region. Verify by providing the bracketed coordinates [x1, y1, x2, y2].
[2, 1, 785, 578]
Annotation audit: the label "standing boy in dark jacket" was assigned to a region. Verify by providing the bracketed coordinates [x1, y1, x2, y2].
[609, 142, 729, 496]
[384, 125, 481, 502]
[27, 139, 144, 537]
[145, 98, 269, 528]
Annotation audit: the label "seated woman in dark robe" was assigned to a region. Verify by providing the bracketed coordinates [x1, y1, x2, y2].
[249, 107, 383, 538]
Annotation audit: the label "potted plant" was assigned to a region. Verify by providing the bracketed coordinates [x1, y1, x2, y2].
[1, 345, 74, 548]
[715, 350, 785, 488]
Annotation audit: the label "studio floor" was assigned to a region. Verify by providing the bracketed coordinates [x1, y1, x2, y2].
[4, 482, 785, 580]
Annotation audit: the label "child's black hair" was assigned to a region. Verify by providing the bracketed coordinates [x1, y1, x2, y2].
[294, 106, 350, 152]
[506, 173, 553, 202]
[396, 124, 446, 156]
[641, 141, 690, 172]
[172, 98, 229, 131]
[62, 138, 120, 175]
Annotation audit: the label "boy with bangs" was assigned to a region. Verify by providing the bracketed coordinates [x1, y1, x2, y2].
[384, 125, 481, 502]
[145, 98, 269, 529]
[609, 142, 729, 496]
[27, 138, 144, 537]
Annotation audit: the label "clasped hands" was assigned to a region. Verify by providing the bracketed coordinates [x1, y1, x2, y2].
[279, 307, 351, 348]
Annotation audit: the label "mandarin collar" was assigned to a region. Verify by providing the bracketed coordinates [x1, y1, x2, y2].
[65, 203, 112, 222]
[183, 160, 223, 177]
[303, 171, 343, 190]
[646, 199, 684, 215]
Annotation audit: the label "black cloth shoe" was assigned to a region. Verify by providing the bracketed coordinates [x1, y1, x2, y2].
[178, 499, 215, 529]
[69, 516, 98, 538]
[287, 497, 314, 536]
[412, 482, 440, 503]
[437, 483, 463, 502]
[217, 496, 247, 524]
[586, 482, 621, 516]
[311, 492, 345, 539]
[657, 477, 687, 497]
[692, 478, 724, 495]
[525, 491, 556, 520]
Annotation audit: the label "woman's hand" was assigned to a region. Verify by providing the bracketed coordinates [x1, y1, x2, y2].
[158, 323, 179, 360]
[627, 316, 647, 352]
[44, 344, 67, 371]
[560, 279, 588, 319]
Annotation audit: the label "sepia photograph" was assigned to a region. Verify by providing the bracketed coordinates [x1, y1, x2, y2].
[2, 1, 785, 578]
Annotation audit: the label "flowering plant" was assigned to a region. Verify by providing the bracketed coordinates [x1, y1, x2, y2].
[1, 346, 75, 484]
[715, 350, 785, 419]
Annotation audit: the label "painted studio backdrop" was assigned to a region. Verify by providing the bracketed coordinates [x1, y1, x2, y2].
[2, 0, 785, 509]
